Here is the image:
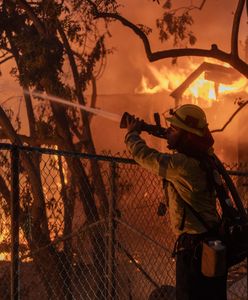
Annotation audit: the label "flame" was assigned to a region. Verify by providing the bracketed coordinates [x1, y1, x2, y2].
[135, 59, 248, 105]
[135, 64, 188, 94]
[187, 73, 216, 100]
[219, 77, 248, 94]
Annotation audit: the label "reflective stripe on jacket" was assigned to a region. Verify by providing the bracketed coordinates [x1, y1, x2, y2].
[125, 131, 220, 236]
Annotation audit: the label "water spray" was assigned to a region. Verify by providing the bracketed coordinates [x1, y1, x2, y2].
[25, 90, 121, 123]
[25, 90, 168, 138]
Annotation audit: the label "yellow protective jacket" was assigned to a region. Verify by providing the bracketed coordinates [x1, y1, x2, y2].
[125, 131, 220, 236]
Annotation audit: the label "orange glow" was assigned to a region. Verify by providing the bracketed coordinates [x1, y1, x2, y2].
[135, 59, 248, 105]
[0, 252, 10, 261]
[0, 215, 10, 261]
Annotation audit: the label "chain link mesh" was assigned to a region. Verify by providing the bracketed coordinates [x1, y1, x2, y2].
[0, 145, 247, 299]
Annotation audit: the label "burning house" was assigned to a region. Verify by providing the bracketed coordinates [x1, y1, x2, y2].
[92, 59, 248, 164]
[169, 61, 248, 164]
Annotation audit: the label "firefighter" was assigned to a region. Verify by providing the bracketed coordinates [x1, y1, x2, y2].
[124, 104, 227, 300]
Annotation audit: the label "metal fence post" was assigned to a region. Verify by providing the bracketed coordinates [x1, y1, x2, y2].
[11, 145, 20, 300]
[108, 161, 117, 300]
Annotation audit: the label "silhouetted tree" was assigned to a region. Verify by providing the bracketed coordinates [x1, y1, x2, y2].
[0, 0, 114, 298]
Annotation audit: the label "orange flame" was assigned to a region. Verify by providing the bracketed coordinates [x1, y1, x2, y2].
[135, 59, 248, 105]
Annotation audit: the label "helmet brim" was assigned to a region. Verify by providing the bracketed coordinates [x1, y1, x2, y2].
[166, 116, 205, 137]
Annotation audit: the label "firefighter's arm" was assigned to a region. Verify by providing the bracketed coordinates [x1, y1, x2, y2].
[125, 131, 170, 176]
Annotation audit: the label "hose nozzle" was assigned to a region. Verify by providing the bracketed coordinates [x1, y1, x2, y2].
[120, 112, 133, 128]
[120, 112, 168, 139]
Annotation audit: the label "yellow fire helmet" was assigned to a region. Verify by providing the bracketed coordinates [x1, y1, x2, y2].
[165, 104, 208, 137]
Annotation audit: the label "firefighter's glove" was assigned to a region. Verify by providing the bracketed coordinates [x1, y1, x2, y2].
[157, 202, 167, 216]
[126, 115, 142, 134]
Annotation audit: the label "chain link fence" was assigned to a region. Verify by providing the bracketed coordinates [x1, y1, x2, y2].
[0, 143, 247, 299]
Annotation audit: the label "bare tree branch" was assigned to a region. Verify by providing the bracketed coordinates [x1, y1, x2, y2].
[0, 51, 8, 58]
[0, 45, 13, 53]
[0, 130, 62, 146]
[199, 0, 207, 10]
[89, 76, 97, 123]
[211, 100, 248, 133]
[0, 55, 13, 64]
[0, 105, 62, 146]
[169, 0, 207, 13]
[86, 0, 248, 78]
[94, 9, 153, 59]
[231, 0, 246, 56]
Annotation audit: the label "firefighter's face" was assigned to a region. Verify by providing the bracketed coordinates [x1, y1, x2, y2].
[166, 125, 183, 150]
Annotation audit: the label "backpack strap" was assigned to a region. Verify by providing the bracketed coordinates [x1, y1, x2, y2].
[162, 154, 244, 231]
[162, 178, 213, 232]
[183, 155, 242, 231]
[178, 206, 186, 231]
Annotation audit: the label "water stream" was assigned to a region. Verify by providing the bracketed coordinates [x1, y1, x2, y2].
[25, 90, 122, 123]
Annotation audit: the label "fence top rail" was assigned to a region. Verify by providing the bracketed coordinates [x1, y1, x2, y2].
[0, 142, 136, 164]
[0, 143, 248, 175]
[228, 170, 248, 176]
